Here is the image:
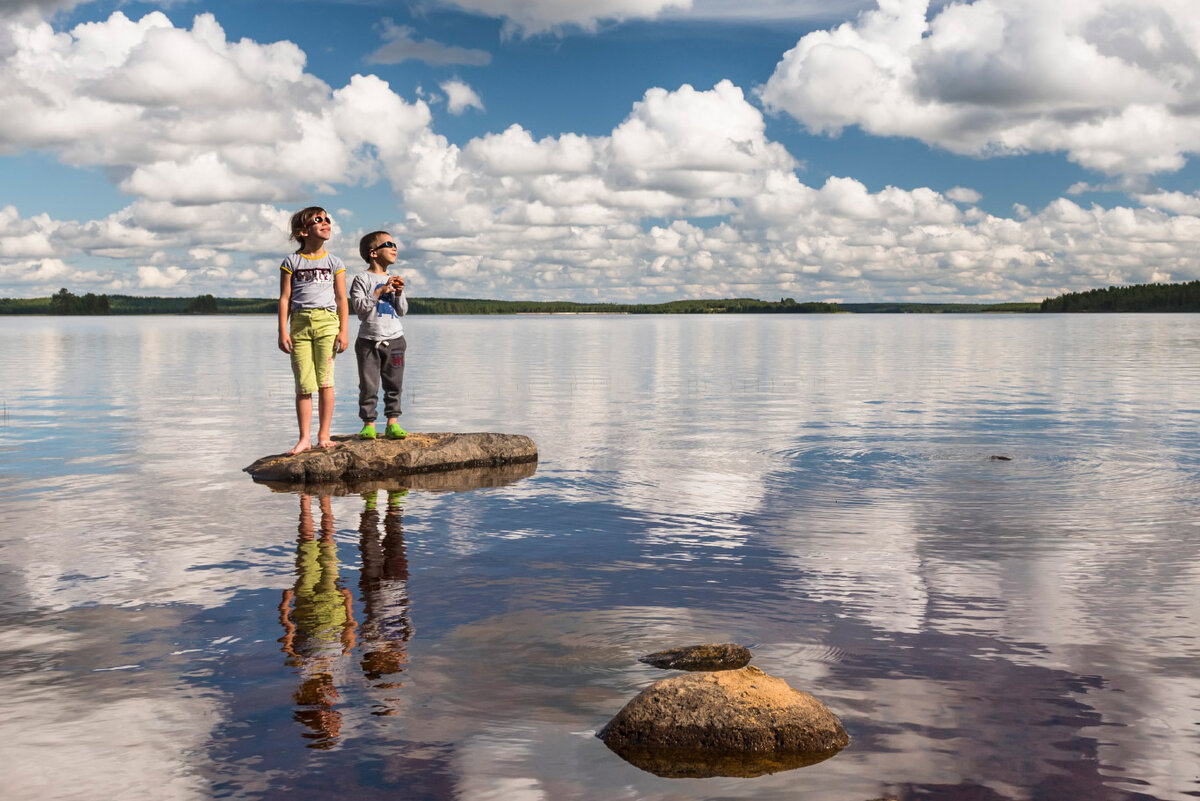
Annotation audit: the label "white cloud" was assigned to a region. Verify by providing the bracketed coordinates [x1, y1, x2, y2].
[441, 79, 485, 115]
[1132, 190, 1200, 216]
[367, 20, 491, 66]
[433, 0, 873, 33]
[758, 0, 1200, 177]
[945, 186, 981, 204]
[137, 264, 190, 289]
[684, 0, 874, 20]
[0, 257, 88, 286]
[435, 0, 692, 37]
[0, 11, 432, 205]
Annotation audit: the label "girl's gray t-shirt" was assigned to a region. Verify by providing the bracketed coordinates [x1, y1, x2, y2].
[282, 251, 345, 312]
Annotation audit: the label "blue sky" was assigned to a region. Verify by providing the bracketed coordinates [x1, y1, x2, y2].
[2, 0, 1199, 302]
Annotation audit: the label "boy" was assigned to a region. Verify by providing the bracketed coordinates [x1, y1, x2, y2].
[349, 231, 408, 440]
[278, 207, 350, 454]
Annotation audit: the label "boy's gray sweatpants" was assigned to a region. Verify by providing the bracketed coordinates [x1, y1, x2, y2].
[355, 335, 406, 422]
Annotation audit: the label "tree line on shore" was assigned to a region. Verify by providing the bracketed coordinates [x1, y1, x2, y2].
[2, 281, 1197, 315]
[1038, 280, 1200, 312]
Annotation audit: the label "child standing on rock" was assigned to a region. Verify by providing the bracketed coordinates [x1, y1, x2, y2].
[278, 207, 349, 455]
[349, 231, 408, 440]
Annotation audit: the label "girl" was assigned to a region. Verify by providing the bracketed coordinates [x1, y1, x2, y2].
[277, 207, 349, 454]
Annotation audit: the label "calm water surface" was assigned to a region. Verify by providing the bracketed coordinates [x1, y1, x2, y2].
[1, 313, 1198, 801]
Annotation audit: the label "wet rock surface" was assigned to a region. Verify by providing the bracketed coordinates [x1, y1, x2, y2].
[639, 643, 752, 672]
[244, 432, 538, 487]
[600, 665, 849, 778]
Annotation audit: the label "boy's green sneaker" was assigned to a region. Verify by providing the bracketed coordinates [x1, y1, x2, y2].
[385, 422, 408, 440]
[358, 422, 377, 440]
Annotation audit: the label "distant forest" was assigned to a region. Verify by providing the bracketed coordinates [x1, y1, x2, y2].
[1039, 280, 1200, 312]
[1, 280, 1197, 315]
[0, 292, 842, 315]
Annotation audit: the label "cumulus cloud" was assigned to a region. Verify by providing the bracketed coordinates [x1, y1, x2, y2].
[137, 264, 189, 289]
[366, 20, 491, 66]
[0, 11, 436, 204]
[441, 79, 485, 114]
[758, 0, 1200, 177]
[1132, 190, 1200, 216]
[945, 186, 981, 204]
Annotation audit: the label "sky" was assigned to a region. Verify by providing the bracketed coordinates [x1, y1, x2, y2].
[2, 0, 1200, 303]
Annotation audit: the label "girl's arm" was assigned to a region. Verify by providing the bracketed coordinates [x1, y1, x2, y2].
[278, 270, 293, 353]
[334, 270, 349, 353]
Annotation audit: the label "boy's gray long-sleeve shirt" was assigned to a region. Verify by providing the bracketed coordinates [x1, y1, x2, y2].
[350, 271, 408, 340]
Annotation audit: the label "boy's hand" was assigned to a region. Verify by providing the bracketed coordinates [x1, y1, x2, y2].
[335, 330, 349, 353]
[390, 276, 405, 292]
[278, 333, 292, 353]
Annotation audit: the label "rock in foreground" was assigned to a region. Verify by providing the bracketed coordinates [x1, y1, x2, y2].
[600, 666, 848, 778]
[245, 432, 537, 487]
[639, 643, 752, 672]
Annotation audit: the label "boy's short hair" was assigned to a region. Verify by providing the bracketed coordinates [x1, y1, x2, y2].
[359, 230, 393, 263]
[289, 206, 327, 243]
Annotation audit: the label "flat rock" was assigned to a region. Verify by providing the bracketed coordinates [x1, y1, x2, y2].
[600, 665, 849, 778]
[639, 643, 752, 672]
[251, 459, 538, 496]
[245, 432, 537, 487]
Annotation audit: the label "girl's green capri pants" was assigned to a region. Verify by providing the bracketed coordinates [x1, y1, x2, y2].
[289, 308, 340, 395]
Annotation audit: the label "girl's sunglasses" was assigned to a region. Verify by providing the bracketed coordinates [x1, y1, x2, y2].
[309, 215, 332, 225]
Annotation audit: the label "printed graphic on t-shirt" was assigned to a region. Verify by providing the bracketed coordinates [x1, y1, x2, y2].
[294, 265, 333, 284]
[376, 295, 400, 318]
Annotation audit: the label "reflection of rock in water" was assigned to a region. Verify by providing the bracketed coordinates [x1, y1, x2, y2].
[600, 666, 849, 778]
[254, 458, 538, 497]
[638, 643, 752, 671]
[604, 743, 840, 779]
[357, 490, 413, 717]
[245, 432, 538, 487]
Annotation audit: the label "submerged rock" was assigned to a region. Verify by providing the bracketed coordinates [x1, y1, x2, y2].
[600, 665, 849, 778]
[639, 643, 752, 672]
[244, 432, 537, 487]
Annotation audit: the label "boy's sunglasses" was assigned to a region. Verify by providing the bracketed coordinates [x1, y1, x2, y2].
[308, 215, 332, 225]
[372, 241, 398, 250]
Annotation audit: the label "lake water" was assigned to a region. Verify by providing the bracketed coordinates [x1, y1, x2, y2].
[1, 313, 1198, 801]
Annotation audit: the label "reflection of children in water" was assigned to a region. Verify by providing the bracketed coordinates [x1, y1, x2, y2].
[279, 493, 357, 749]
[357, 490, 414, 716]
[278, 490, 414, 746]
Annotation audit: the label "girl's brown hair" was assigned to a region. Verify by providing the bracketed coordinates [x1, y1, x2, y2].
[289, 206, 327, 243]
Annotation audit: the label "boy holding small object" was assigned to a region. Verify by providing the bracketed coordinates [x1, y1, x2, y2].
[349, 231, 408, 440]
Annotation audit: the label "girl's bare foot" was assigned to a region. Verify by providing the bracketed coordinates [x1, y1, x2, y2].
[317, 437, 335, 449]
[288, 438, 311, 455]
